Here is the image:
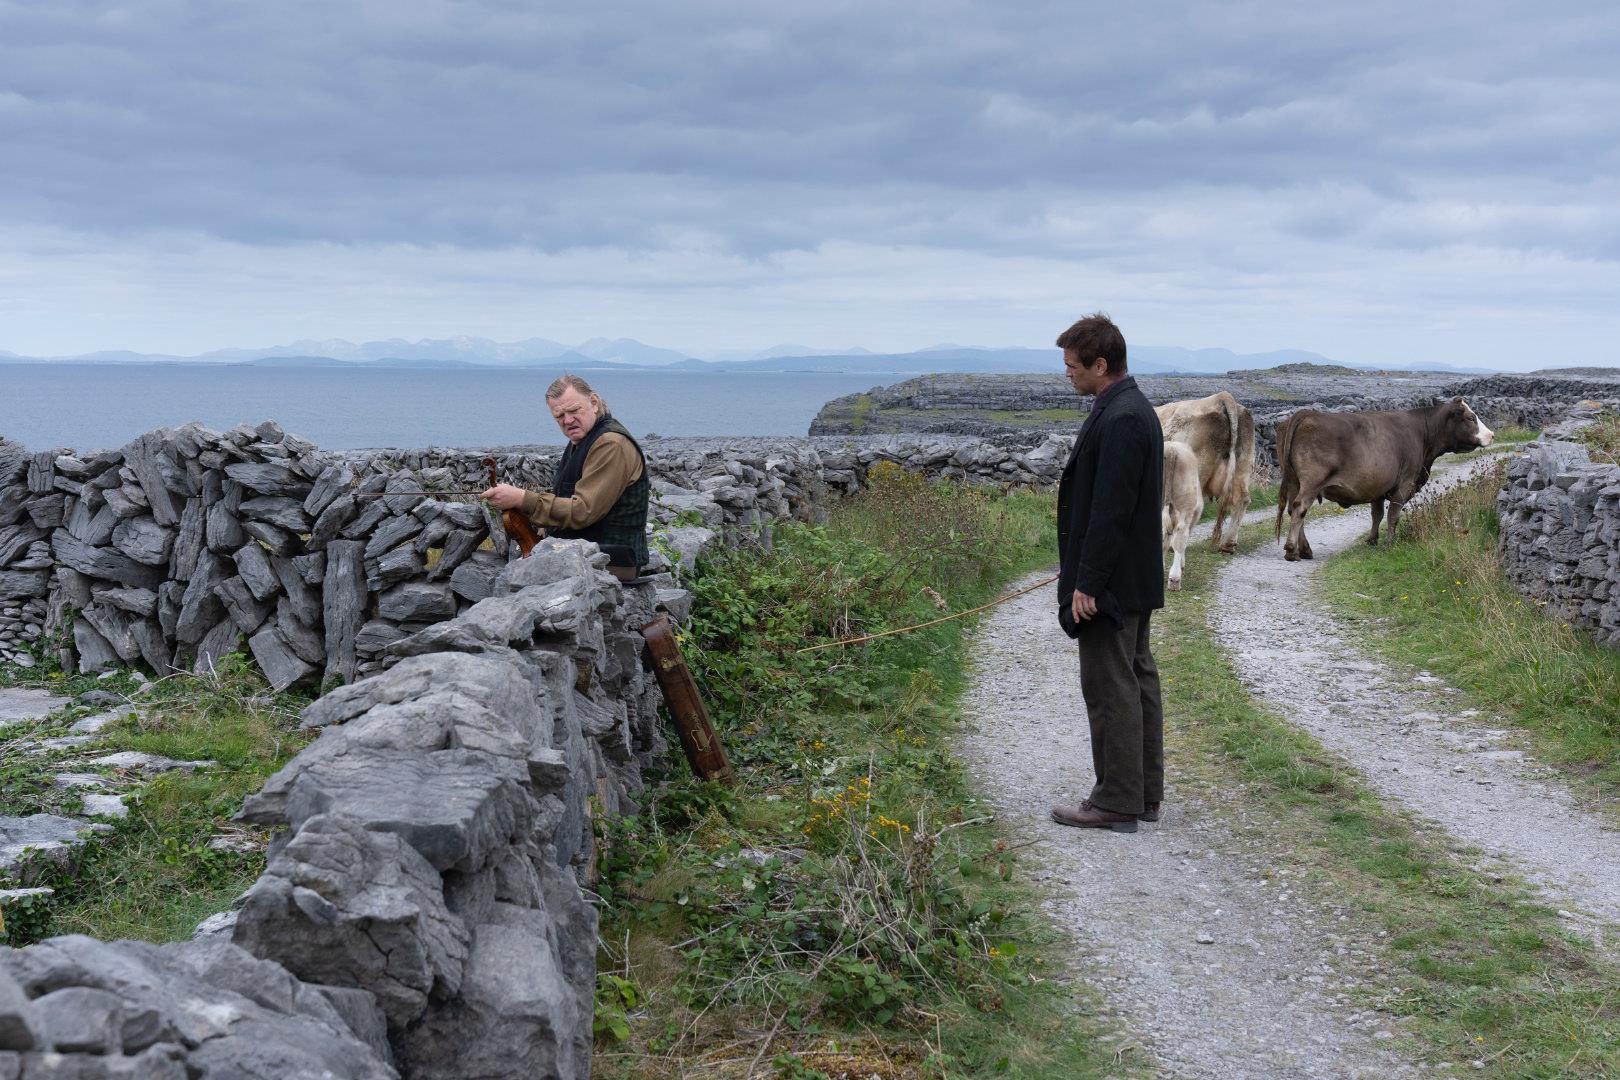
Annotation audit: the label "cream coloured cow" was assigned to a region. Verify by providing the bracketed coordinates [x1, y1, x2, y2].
[1155, 391, 1255, 553]
[1162, 440, 1203, 591]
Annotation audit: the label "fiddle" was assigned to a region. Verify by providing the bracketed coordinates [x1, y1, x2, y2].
[483, 456, 540, 558]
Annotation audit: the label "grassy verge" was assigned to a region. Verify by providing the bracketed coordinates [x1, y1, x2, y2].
[1578, 409, 1619, 463]
[0, 656, 309, 944]
[1158, 525, 1620, 1076]
[1318, 462, 1620, 797]
[595, 466, 1133, 1079]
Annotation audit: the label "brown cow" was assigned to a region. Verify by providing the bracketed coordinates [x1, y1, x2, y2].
[1274, 397, 1494, 561]
[1155, 391, 1255, 553]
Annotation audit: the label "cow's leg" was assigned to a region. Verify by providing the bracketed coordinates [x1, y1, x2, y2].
[1284, 497, 1310, 561]
[1221, 472, 1251, 554]
[1169, 514, 1189, 590]
[1208, 495, 1227, 552]
[1367, 498, 1385, 546]
[1386, 500, 1404, 543]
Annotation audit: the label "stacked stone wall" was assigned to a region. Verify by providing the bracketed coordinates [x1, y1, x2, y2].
[2, 539, 674, 1077]
[1497, 412, 1620, 651]
[0, 419, 1082, 1078]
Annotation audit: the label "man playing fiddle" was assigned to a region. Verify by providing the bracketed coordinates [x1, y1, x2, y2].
[481, 374, 651, 578]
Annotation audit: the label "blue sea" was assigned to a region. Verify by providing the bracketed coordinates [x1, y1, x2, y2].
[0, 364, 896, 453]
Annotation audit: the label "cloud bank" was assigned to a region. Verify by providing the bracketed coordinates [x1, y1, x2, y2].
[2, 0, 1617, 367]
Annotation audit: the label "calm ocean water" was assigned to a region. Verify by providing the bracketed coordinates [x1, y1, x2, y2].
[0, 364, 896, 452]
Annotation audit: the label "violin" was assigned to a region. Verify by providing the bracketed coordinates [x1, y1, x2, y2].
[483, 456, 540, 558]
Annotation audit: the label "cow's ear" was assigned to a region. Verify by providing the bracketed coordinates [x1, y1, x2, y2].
[1451, 395, 1463, 404]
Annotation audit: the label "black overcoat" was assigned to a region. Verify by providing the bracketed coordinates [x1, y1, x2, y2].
[1056, 376, 1166, 633]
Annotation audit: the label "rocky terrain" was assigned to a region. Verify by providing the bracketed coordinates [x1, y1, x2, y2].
[810, 365, 1620, 468]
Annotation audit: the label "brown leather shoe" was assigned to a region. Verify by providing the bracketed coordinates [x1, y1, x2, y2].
[1051, 802, 1138, 833]
[1140, 802, 1161, 823]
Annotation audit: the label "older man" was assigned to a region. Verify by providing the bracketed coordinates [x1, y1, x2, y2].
[482, 374, 650, 576]
[1050, 313, 1166, 834]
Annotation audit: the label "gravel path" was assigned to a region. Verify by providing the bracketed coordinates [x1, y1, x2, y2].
[1213, 457, 1620, 944]
[956, 534, 1420, 1077]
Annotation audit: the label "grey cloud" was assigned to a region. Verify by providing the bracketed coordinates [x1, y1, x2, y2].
[3, 0, 1619, 262]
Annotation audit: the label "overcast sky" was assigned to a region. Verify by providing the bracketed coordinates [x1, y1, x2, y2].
[2, 0, 1617, 368]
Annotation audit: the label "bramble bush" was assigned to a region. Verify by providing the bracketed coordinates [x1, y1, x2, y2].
[592, 469, 1095, 1078]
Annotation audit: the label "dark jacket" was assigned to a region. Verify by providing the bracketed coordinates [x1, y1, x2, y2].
[1057, 376, 1165, 635]
[550, 416, 651, 568]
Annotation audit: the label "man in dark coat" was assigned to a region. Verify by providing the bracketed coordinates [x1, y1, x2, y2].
[1051, 313, 1166, 834]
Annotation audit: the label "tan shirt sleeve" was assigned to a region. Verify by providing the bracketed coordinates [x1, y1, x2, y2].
[520, 432, 643, 531]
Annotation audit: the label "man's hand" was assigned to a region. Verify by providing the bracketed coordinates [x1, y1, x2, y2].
[481, 483, 527, 510]
[1071, 589, 1098, 622]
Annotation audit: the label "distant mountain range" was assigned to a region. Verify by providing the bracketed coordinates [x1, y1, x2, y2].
[0, 336, 1499, 375]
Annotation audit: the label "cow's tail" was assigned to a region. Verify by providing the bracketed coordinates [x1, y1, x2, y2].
[1218, 392, 1241, 502]
[1274, 411, 1302, 541]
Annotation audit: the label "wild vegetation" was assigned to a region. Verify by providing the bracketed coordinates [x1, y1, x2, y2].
[0, 656, 308, 945]
[595, 466, 1131, 1080]
[1579, 408, 1620, 463]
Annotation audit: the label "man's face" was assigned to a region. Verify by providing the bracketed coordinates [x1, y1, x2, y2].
[549, 387, 599, 443]
[1063, 349, 1110, 397]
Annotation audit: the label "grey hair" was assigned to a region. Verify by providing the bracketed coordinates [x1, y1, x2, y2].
[545, 374, 609, 417]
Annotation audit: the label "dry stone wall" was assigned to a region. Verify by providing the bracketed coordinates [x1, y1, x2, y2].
[1497, 409, 1620, 650]
[2, 424, 1071, 675]
[2, 538, 671, 1078]
[0, 419, 1082, 1078]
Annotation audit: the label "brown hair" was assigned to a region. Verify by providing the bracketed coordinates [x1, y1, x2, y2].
[545, 374, 610, 417]
[1055, 312, 1127, 375]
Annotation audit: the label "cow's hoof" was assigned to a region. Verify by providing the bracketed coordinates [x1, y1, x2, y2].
[1365, 536, 1379, 546]
[1284, 550, 1299, 562]
[1300, 549, 1314, 560]
[1169, 578, 1182, 591]
[1218, 542, 1238, 555]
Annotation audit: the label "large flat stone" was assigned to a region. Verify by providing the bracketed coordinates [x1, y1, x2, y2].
[174, 552, 230, 645]
[395, 902, 590, 1080]
[244, 744, 528, 874]
[0, 688, 68, 728]
[51, 533, 164, 590]
[0, 814, 98, 875]
[321, 540, 366, 685]
[223, 461, 308, 497]
[233, 815, 469, 1029]
[205, 501, 246, 552]
[239, 496, 311, 533]
[232, 540, 280, 602]
[0, 570, 49, 601]
[120, 431, 183, 526]
[247, 625, 316, 692]
[376, 582, 456, 623]
[110, 515, 173, 567]
[168, 495, 208, 580]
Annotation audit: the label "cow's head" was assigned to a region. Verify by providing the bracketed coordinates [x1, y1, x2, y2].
[1445, 396, 1495, 450]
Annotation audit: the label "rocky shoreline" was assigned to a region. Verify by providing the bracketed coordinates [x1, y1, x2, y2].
[810, 366, 1620, 469]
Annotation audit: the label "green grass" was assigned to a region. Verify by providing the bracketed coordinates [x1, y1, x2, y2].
[595, 473, 1135, 1080]
[1318, 462, 1620, 797]
[1156, 525, 1620, 1076]
[1578, 410, 1620, 463]
[0, 655, 310, 944]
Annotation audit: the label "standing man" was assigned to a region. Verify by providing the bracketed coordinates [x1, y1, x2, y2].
[482, 374, 651, 578]
[1050, 313, 1166, 834]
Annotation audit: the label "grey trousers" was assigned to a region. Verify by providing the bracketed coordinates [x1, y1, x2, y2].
[1077, 609, 1164, 816]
